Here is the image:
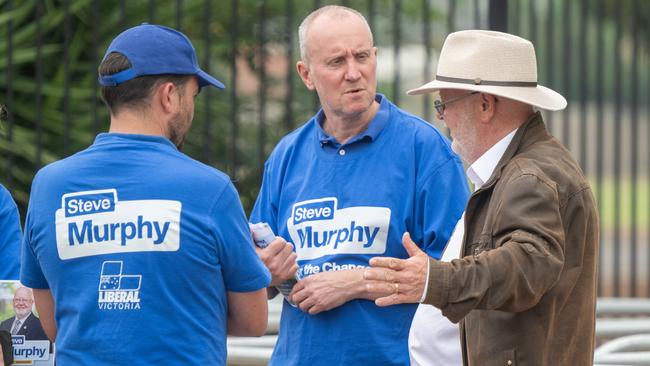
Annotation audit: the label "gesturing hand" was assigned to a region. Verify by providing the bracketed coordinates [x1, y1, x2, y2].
[363, 232, 430, 306]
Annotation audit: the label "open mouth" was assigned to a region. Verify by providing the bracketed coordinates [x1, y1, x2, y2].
[345, 88, 364, 94]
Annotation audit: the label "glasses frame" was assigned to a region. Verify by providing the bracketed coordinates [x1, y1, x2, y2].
[434, 91, 479, 116]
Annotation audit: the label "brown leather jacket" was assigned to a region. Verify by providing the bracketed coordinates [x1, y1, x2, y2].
[424, 113, 599, 366]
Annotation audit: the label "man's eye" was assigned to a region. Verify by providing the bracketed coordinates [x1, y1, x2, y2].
[329, 58, 343, 66]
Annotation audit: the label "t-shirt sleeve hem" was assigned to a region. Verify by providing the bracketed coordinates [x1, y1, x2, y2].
[227, 274, 272, 293]
[19, 276, 50, 290]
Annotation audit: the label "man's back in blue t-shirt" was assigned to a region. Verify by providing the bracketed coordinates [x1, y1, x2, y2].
[20, 23, 271, 365]
[21, 133, 270, 365]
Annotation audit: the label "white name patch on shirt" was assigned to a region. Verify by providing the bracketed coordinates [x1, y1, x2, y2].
[55, 189, 181, 260]
[287, 197, 391, 260]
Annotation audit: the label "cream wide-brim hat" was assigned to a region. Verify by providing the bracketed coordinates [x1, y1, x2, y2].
[407, 30, 567, 111]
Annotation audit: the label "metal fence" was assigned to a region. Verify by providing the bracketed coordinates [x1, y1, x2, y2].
[0, 0, 648, 298]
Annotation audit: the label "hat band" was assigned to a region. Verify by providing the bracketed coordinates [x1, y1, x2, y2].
[436, 74, 537, 87]
[98, 68, 137, 87]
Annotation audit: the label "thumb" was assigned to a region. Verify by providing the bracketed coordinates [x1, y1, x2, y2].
[402, 232, 425, 257]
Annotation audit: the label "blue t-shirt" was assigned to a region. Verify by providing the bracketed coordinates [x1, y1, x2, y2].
[0, 184, 22, 280]
[21, 133, 271, 366]
[251, 95, 469, 365]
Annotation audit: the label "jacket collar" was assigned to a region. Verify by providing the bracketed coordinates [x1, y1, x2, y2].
[474, 111, 548, 193]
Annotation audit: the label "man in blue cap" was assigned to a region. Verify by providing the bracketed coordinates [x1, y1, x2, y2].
[20, 24, 271, 365]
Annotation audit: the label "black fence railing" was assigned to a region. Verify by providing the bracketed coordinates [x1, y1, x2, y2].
[0, 0, 648, 298]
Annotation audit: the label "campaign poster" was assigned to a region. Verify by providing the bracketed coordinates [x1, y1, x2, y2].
[0, 281, 54, 366]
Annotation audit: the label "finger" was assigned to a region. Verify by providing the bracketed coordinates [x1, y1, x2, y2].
[365, 281, 398, 297]
[264, 238, 287, 256]
[402, 232, 425, 257]
[286, 263, 299, 279]
[281, 251, 297, 270]
[363, 268, 394, 281]
[267, 244, 293, 273]
[375, 294, 408, 307]
[308, 304, 325, 315]
[369, 256, 407, 271]
[297, 295, 315, 313]
[278, 242, 295, 260]
[289, 280, 305, 298]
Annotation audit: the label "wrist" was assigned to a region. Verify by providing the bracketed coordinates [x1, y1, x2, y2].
[351, 269, 370, 300]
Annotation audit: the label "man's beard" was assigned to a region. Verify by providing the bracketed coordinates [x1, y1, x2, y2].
[15, 308, 30, 318]
[451, 139, 469, 163]
[168, 110, 190, 150]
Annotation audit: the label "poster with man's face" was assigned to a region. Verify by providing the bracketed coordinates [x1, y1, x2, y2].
[0, 281, 54, 366]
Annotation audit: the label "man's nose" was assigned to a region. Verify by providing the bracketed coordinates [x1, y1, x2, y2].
[344, 59, 361, 81]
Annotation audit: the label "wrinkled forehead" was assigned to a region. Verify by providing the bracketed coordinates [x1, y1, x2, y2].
[305, 13, 373, 56]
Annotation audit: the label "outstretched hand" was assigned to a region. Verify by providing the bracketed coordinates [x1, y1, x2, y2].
[363, 232, 430, 306]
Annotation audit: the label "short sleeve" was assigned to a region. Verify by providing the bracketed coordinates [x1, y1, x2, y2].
[211, 182, 271, 292]
[20, 200, 49, 289]
[0, 185, 22, 280]
[414, 156, 469, 259]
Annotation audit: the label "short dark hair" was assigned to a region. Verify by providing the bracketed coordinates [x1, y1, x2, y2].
[98, 52, 192, 115]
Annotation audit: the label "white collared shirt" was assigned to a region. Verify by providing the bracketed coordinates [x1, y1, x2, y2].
[409, 128, 518, 366]
[466, 128, 518, 190]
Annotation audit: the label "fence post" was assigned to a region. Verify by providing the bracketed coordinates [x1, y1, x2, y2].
[488, 0, 508, 32]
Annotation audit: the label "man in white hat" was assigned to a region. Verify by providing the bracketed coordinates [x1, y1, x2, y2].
[365, 30, 599, 365]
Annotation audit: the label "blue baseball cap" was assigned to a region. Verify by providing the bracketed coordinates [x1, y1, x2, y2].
[98, 23, 225, 89]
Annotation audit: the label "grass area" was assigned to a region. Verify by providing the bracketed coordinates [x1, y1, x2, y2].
[590, 177, 649, 231]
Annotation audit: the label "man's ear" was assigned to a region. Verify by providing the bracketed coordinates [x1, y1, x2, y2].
[296, 60, 315, 90]
[156, 82, 179, 114]
[478, 93, 497, 123]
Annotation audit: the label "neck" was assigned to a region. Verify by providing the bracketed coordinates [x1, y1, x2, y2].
[322, 100, 380, 144]
[108, 110, 167, 138]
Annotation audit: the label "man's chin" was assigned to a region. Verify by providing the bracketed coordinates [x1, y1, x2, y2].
[339, 100, 376, 118]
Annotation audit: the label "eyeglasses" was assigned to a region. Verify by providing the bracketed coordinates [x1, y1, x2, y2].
[434, 92, 479, 115]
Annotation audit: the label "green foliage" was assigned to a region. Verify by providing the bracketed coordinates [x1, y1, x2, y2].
[0, 0, 647, 219]
[0, 0, 445, 216]
[0, 0, 310, 215]
[0, 281, 19, 321]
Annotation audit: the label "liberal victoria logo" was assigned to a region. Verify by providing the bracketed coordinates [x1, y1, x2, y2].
[98, 261, 142, 310]
[286, 197, 391, 261]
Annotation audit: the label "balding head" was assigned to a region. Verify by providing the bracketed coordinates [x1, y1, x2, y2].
[298, 5, 373, 62]
[13, 287, 34, 319]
